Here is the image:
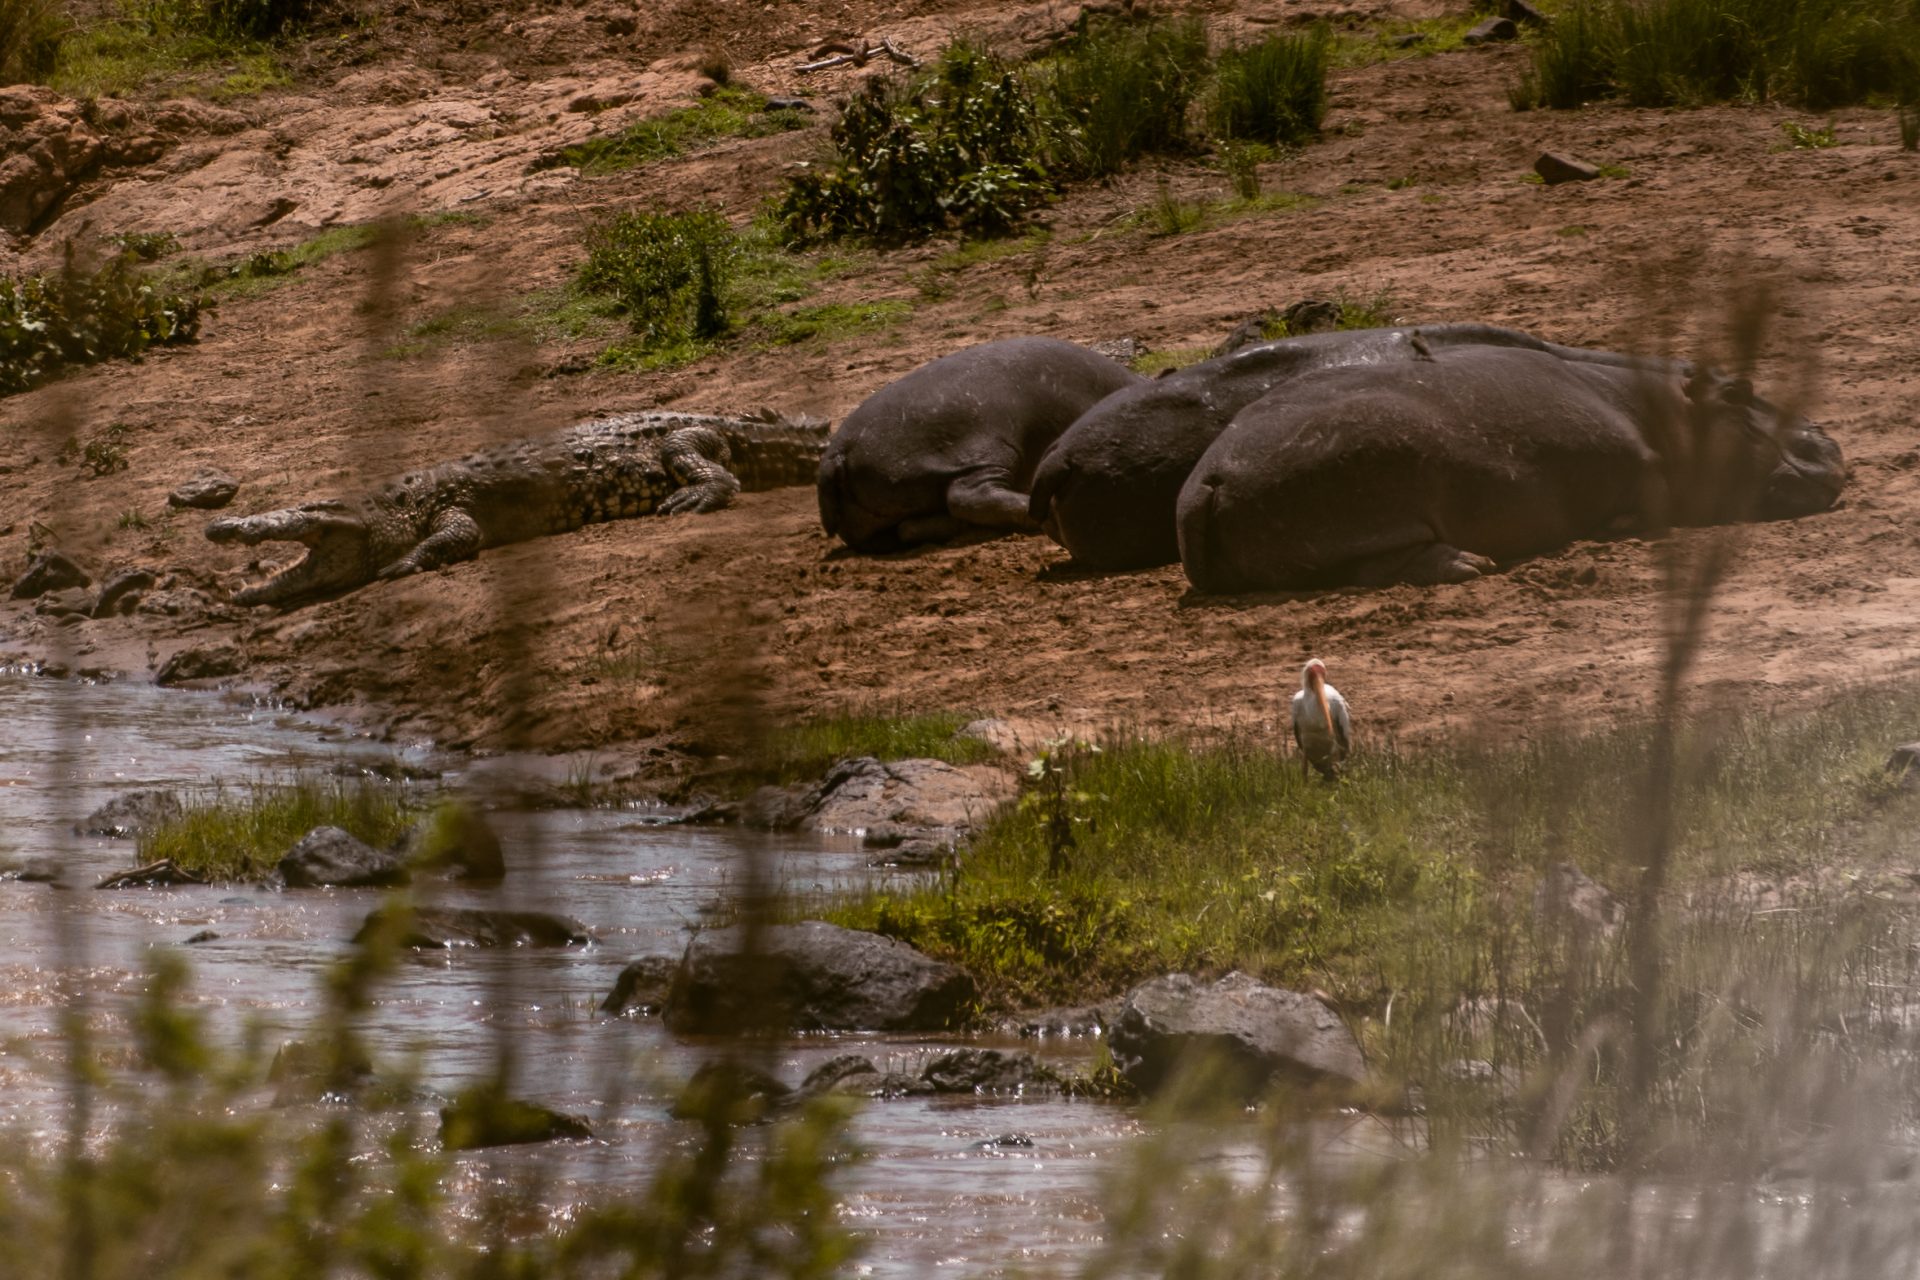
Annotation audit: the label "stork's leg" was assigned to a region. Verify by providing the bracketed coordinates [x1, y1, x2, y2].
[660, 426, 743, 514]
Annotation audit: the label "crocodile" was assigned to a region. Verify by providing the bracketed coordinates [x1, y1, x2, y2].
[206, 411, 828, 607]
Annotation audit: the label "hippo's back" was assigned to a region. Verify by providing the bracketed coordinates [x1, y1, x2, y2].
[818, 337, 1141, 548]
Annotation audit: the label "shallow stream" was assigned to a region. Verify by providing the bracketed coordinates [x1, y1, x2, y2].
[0, 672, 1143, 1275]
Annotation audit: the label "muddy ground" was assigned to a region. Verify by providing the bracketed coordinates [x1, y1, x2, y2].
[3, 0, 1918, 776]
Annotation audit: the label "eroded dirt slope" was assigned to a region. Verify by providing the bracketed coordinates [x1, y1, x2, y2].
[3, 0, 1918, 766]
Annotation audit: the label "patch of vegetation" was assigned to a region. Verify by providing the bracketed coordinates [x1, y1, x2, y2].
[0, 0, 63, 83]
[1511, 0, 1920, 111]
[780, 44, 1054, 245]
[1, 252, 205, 398]
[107, 231, 181, 261]
[823, 682, 1920, 1016]
[1036, 15, 1212, 179]
[750, 711, 996, 786]
[1127, 345, 1214, 375]
[1336, 12, 1489, 66]
[1214, 139, 1277, 199]
[540, 87, 810, 175]
[47, 0, 301, 100]
[576, 208, 733, 350]
[754, 299, 911, 347]
[1781, 116, 1840, 146]
[138, 776, 419, 880]
[567, 211, 868, 370]
[1205, 26, 1332, 149]
[1144, 177, 1207, 235]
[69, 422, 134, 475]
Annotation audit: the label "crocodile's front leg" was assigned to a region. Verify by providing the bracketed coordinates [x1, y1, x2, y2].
[376, 508, 483, 580]
[659, 426, 744, 515]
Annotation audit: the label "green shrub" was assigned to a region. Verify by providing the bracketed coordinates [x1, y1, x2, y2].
[779, 45, 1052, 244]
[0, 252, 205, 398]
[576, 208, 736, 348]
[1520, 0, 1920, 111]
[1036, 15, 1212, 179]
[0, 0, 63, 83]
[1206, 25, 1331, 148]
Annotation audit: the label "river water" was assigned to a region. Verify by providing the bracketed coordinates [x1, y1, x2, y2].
[0, 671, 1154, 1275]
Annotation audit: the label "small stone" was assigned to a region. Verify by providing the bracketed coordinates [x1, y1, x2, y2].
[763, 96, 815, 113]
[1535, 152, 1603, 184]
[155, 643, 244, 686]
[184, 929, 219, 944]
[1886, 742, 1920, 784]
[1391, 31, 1428, 48]
[168, 469, 240, 510]
[956, 717, 1021, 754]
[35, 586, 96, 617]
[1506, 0, 1551, 25]
[10, 549, 90, 599]
[1463, 16, 1519, 44]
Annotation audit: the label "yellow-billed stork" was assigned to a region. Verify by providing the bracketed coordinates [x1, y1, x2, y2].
[1290, 658, 1351, 781]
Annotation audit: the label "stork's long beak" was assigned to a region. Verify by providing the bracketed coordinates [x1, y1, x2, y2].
[1317, 686, 1333, 736]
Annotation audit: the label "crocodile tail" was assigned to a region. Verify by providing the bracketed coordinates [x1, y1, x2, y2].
[725, 415, 834, 492]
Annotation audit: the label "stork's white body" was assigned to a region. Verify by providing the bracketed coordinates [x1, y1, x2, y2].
[1290, 660, 1352, 780]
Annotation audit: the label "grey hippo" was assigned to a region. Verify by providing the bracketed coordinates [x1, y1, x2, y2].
[817, 337, 1144, 550]
[1027, 323, 1680, 571]
[1176, 346, 1845, 594]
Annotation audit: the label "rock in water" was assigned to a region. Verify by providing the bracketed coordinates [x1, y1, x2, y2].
[354, 905, 591, 948]
[664, 921, 975, 1033]
[1109, 971, 1366, 1098]
[278, 826, 409, 888]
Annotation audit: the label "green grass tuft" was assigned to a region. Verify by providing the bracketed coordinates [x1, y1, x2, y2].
[543, 87, 809, 175]
[1206, 25, 1331, 148]
[753, 712, 997, 786]
[822, 682, 1920, 1012]
[138, 776, 420, 881]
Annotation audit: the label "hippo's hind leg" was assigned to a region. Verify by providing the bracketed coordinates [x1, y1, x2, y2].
[1348, 541, 1497, 587]
[661, 426, 744, 514]
[945, 470, 1042, 533]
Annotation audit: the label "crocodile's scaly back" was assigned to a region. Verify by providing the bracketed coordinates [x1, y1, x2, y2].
[207, 408, 833, 607]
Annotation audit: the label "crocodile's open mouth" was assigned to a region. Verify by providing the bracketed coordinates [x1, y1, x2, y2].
[205, 502, 375, 607]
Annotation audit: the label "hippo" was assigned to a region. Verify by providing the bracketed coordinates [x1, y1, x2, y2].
[1027, 324, 1683, 571]
[1176, 346, 1845, 594]
[817, 337, 1145, 550]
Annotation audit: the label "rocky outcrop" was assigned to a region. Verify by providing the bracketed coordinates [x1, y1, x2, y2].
[1108, 972, 1367, 1099]
[664, 921, 975, 1033]
[278, 826, 409, 888]
[354, 904, 591, 949]
[743, 756, 1012, 841]
[9, 549, 89, 600]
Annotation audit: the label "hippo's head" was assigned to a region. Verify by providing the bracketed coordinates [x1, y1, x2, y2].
[1684, 367, 1846, 522]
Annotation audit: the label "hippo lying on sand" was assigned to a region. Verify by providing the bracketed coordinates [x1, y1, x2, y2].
[818, 337, 1144, 550]
[1177, 347, 1845, 593]
[1028, 324, 1680, 571]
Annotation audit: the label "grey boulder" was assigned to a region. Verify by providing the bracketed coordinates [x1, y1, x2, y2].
[746, 756, 1010, 837]
[168, 468, 240, 510]
[278, 825, 409, 888]
[1109, 971, 1366, 1098]
[664, 921, 975, 1033]
[354, 905, 591, 949]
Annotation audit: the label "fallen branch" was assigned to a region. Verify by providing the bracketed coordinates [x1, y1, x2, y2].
[796, 36, 920, 73]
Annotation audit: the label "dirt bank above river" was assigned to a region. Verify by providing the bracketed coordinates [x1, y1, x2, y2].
[3, 0, 1918, 765]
